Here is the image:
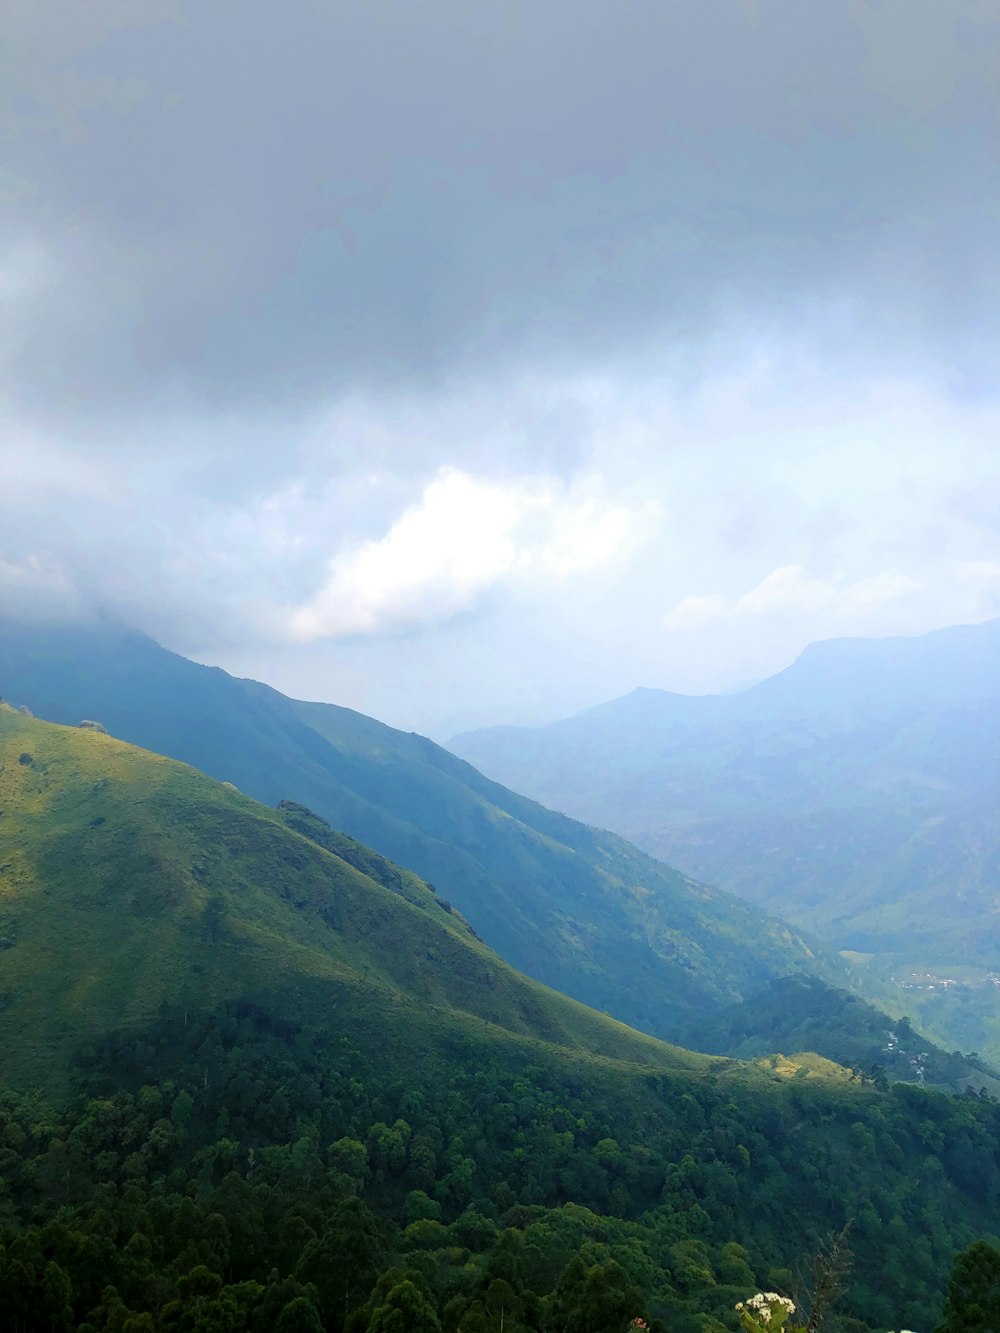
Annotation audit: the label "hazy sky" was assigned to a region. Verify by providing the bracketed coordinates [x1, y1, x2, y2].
[3, 1, 999, 734]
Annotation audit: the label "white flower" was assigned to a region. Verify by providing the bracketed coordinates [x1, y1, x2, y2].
[736, 1292, 797, 1324]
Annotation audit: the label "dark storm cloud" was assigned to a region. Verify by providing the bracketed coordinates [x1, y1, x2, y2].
[4, 0, 998, 422]
[3, 1, 999, 731]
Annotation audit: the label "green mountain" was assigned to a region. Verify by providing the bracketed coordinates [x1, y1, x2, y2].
[450, 620, 1000, 1061]
[695, 977, 1000, 1098]
[0, 704, 690, 1091]
[0, 618, 860, 1051]
[0, 704, 998, 1333]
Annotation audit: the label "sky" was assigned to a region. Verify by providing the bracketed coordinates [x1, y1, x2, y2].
[3, 0, 999, 736]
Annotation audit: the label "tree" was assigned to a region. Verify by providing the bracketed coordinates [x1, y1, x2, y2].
[367, 1278, 441, 1333]
[935, 1240, 1000, 1332]
[545, 1257, 646, 1333]
[42, 1259, 74, 1332]
[328, 1137, 369, 1190]
[295, 1198, 384, 1325]
[274, 1295, 324, 1333]
[798, 1223, 852, 1332]
[403, 1190, 441, 1224]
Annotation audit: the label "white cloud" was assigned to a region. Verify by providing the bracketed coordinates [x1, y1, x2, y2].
[736, 565, 838, 615]
[536, 495, 637, 578]
[839, 572, 922, 613]
[286, 468, 636, 642]
[665, 564, 920, 629]
[954, 561, 1000, 619]
[0, 552, 80, 620]
[662, 593, 730, 630]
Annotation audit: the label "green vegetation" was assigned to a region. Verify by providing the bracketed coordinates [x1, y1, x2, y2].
[896, 970, 1000, 1084]
[0, 706, 997, 1330]
[1, 995, 998, 1331]
[0, 620, 859, 1050]
[695, 977, 995, 1095]
[0, 706, 701, 1089]
[934, 1239, 1000, 1331]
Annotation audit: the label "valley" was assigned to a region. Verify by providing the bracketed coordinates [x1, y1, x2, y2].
[451, 620, 1000, 1067]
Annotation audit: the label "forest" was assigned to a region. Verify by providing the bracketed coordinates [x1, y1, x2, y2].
[0, 1004, 997, 1332]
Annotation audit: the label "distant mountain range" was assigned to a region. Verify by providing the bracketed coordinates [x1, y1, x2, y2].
[0, 617, 864, 1056]
[450, 619, 1000, 1060]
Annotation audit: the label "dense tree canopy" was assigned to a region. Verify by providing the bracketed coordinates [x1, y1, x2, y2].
[0, 1004, 994, 1332]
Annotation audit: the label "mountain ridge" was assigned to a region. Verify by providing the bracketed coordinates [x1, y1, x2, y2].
[449, 618, 1000, 1061]
[0, 703, 709, 1091]
[0, 617, 861, 1051]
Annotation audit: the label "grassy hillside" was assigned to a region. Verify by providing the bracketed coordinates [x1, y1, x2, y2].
[0, 619, 859, 1050]
[0, 705, 703, 1091]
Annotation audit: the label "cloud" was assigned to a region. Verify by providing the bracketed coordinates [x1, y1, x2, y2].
[3, 1, 998, 423]
[535, 495, 638, 578]
[954, 561, 1000, 619]
[665, 565, 920, 629]
[0, 553, 81, 621]
[1, 1, 998, 730]
[662, 594, 730, 630]
[287, 469, 636, 642]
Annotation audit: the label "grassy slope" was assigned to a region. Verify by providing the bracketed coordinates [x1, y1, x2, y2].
[0, 706, 719, 1091]
[0, 620, 855, 1048]
[1, 702, 928, 1217]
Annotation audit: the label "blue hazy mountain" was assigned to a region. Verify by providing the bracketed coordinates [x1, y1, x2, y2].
[451, 620, 1000, 1058]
